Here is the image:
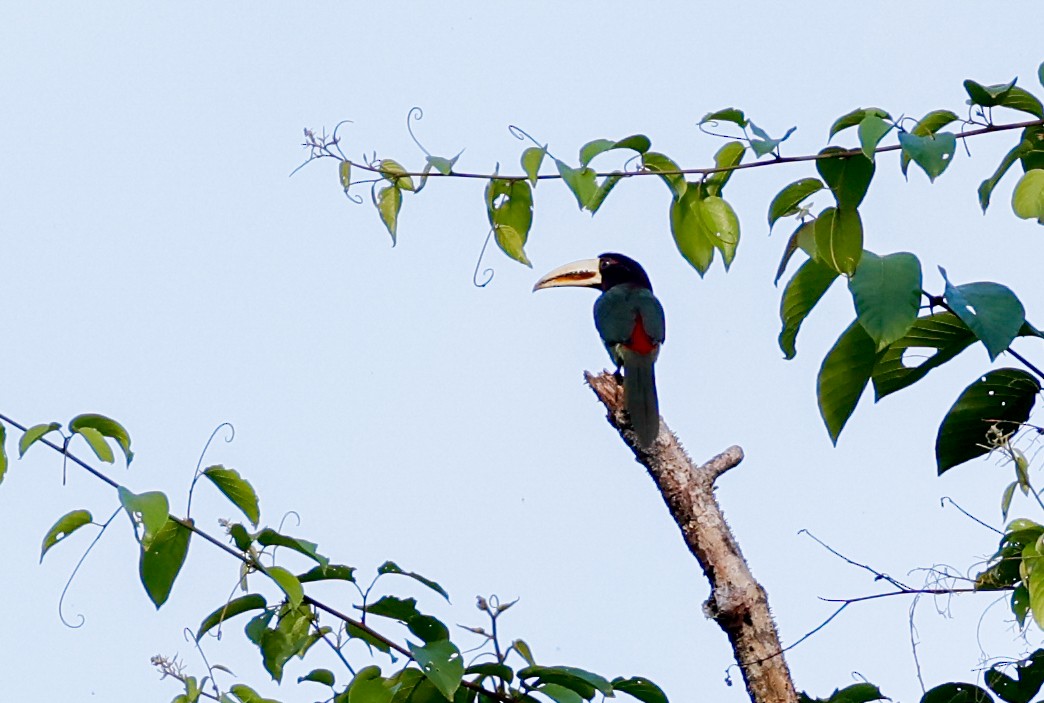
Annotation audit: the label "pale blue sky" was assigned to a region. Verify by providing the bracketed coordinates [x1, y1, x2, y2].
[1, 3, 1043, 702]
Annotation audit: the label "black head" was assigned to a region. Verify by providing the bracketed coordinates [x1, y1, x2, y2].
[597, 252, 653, 292]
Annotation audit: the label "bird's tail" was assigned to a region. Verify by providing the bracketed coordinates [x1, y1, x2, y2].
[623, 353, 660, 448]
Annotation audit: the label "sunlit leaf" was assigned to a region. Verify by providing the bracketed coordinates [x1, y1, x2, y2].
[40, 509, 93, 562]
[75, 427, 114, 463]
[140, 517, 192, 608]
[670, 186, 714, 276]
[936, 369, 1040, 474]
[19, 422, 61, 458]
[779, 258, 839, 359]
[579, 134, 651, 166]
[768, 178, 824, 230]
[340, 161, 352, 189]
[257, 528, 328, 567]
[817, 148, 874, 208]
[118, 487, 170, 549]
[379, 159, 415, 191]
[512, 639, 536, 666]
[203, 465, 260, 527]
[898, 132, 956, 182]
[698, 196, 740, 269]
[829, 107, 891, 139]
[485, 178, 534, 266]
[197, 594, 268, 641]
[70, 413, 133, 464]
[350, 666, 393, 703]
[376, 185, 402, 245]
[699, 108, 747, 127]
[229, 683, 280, 703]
[941, 269, 1026, 360]
[555, 161, 598, 210]
[300, 669, 336, 687]
[703, 141, 746, 196]
[265, 566, 304, 609]
[817, 320, 877, 444]
[587, 173, 623, 215]
[848, 251, 922, 350]
[997, 87, 1044, 118]
[426, 153, 460, 176]
[521, 147, 547, 186]
[814, 206, 863, 276]
[410, 640, 464, 700]
[1012, 169, 1044, 223]
[641, 152, 686, 198]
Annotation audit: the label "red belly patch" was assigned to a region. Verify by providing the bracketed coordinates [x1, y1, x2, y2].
[627, 314, 657, 355]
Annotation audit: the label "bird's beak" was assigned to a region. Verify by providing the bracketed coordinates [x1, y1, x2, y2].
[532, 258, 602, 292]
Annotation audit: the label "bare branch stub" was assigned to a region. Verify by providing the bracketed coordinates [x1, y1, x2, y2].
[584, 371, 797, 703]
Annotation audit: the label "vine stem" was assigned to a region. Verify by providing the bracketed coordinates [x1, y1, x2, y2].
[1, 411, 517, 703]
[338, 117, 1043, 181]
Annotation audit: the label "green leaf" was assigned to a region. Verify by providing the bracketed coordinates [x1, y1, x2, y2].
[512, 639, 536, 666]
[817, 320, 878, 444]
[229, 683, 280, 703]
[920, 683, 993, 703]
[1040, 62, 1044, 89]
[466, 663, 514, 683]
[965, 78, 1018, 107]
[40, 509, 93, 562]
[409, 640, 464, 700]
[376, 186, 402, 245]
[748, 122, 796, 158]
[848, 251, 922, 350]
[985, 649, 1044, 703]
[698, 195, 740, 269]
[611, 677, 669, 703]
[229, 523, 253, 551]
[640, 152, 686, 199]
[379, 159, 415, 191]
[202, 465, 260, 527]
[298, 564, 356, 583]
[377, 561, 450, 600]
[555, 161, 598, 210]
[19, 422, 61, 458]
[265, 565, 304, 609]
[579, 134, 650, 166]
[347, 622, 391, 654]
[1013, 585, 1031, 628]
[587, 173, 624, 215]
[245, 609, 275, 645]
[1012, 169, 1044, 223]
[829, 108, 891, 139]
[902, 110, 960, 175]
[802, 683, 889, 703]
[197, 594, 268, 641]
[670, 187, 714, 276]
[0, 424, 6, 486]
[898, 132, 956, 182]
[521, 147, 547, 186]
[340, 161, 352, 190]
[872, 312, 976, 400]
[140, 517, 192, 608]
[118, 487, 170, 549]
[519, 666, 612, 701]
[998, 87, 1044, 118]
[858, 115, 894, 160]
[699, 108, 747, 127]
[774, 222, 803, 285]
[75, 426, 114, 463]
[979, 144, 1024, 212]
[350, 667, 393, 703]
[70, 413, 133, 464]
[365, 595, 421, 621]
[300, 669, 336, 687]
[941, 270, 1026, 360]
[538, 684, 583, 703]
[1029, 562, 1044, 630]
[779, 257, 839, 359]
[814, 207, 863, 276]
[257, 528, 329, 567]
[426, 154, 459, 176]
[485, 178, 534, 266]
[260, 628, 296, 682]
[703, 141, 746, 196]
[817, 149, 874, 209]
[937, 369, 1040, 473]
[768, 178, 824, 230]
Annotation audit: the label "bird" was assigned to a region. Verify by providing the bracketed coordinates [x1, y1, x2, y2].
[533, 253, 665, 448]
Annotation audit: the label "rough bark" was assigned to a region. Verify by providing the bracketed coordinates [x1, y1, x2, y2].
[585, 371, 797, 703]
